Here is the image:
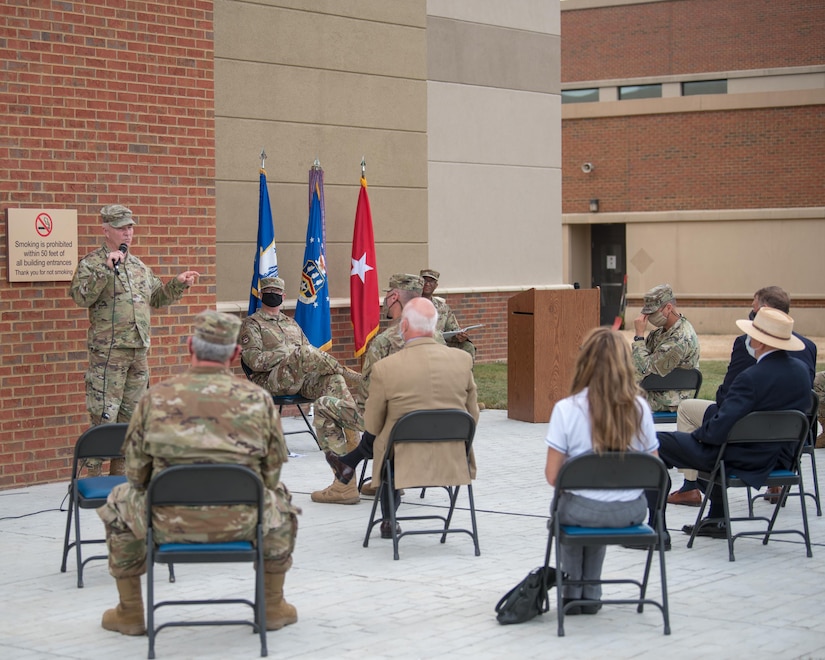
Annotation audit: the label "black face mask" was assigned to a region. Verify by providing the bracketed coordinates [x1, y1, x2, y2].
[262, 292, 283, 308]
[748, 309, 757, 321]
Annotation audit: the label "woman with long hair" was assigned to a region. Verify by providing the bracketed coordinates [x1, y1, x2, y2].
[544, 327, 659, 614]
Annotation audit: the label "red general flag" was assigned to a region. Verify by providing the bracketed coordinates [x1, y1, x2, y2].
[350, 175, 380, 357]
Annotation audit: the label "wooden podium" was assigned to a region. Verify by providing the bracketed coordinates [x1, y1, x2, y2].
[507, 288, 600, 423]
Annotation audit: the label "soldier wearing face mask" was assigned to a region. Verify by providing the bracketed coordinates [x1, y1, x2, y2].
[240, 276, 364, 505]
[632, 284, 700, 413]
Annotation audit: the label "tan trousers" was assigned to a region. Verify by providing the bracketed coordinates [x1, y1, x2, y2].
[674, 399, 715, 481]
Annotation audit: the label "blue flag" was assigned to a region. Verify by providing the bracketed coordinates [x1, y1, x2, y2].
[248, 168, 278, 315]
[295, 183, 331, 350]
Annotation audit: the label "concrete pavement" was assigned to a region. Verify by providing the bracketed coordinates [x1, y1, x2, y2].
[3, 410, 825, 659]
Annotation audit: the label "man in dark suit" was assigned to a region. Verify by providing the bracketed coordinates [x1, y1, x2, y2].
[668, 286, 817, 506]
[651, 307, 811, 539]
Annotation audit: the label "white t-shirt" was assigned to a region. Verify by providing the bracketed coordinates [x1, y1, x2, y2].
[545, 388, 659, 502]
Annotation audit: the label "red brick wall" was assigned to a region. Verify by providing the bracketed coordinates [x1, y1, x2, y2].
[563, 106, 825, 214]
[562, 0, 825, 81]
[0, 1, 216, 488]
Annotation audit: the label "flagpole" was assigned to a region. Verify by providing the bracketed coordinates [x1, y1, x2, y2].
[260, 148, 267, 170]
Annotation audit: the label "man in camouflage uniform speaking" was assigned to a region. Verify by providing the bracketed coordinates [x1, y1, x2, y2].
[97, 310, 300, 636]
[240, 276, 362, 505]
[632, 283, 700, 412]
[420, 268, 476, 361]
[69, 204, 199, 476]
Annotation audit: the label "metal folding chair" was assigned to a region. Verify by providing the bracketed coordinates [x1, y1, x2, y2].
[60, 424, 129, 588]
[241, 360, 319, 449]
[145, 464, 267, 659]
[640, 368, 703, 424]
[688, 409, 811, 561]
[546, 452, 671, 636]
[363, 409, 480, 560]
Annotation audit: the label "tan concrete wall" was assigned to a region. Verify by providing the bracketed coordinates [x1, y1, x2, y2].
[426, 3, 563, 289]
[213, 0, 428, 302]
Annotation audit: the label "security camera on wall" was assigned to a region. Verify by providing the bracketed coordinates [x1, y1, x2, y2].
[581, 162, 594, 173]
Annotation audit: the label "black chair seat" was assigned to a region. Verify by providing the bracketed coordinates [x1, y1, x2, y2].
[640, 368, 703, 424]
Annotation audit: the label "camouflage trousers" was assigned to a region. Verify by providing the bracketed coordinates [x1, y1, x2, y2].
[99, 481, 299, 578]
[266, 346, 358, 454]
[315, 394, 364, 455]
[448, 339, 476, 362]
[814, 371, 825, 419]
[85, 346, 148, 472]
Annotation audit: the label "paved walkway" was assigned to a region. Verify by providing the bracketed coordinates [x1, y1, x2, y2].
[2, 410, 824, 659]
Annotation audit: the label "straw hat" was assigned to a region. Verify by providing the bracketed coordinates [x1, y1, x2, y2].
[735, 307, 805, 351]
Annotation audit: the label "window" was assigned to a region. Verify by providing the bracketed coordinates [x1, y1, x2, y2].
[561, 88, 599, 104]
[682, 79, 727, 96]
[618, 84, 662, 100]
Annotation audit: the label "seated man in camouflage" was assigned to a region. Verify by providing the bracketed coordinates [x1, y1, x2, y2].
[98, 310, 300, 636]
[240, 276, 362, 505]
[420, 268, 476, 361]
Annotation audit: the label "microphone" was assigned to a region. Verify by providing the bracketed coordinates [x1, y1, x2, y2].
[113, 243, 128, 275]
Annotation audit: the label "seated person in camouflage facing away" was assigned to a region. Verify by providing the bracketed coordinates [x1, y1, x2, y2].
[420, 268, 476, 361]
[97, 310, 300, 636]
[240, 276, 363, 505]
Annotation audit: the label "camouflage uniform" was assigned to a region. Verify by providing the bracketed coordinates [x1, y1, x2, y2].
[240, 308, 358, 455]
[70, 244, 188, 426]
[432, 295, 476, 361]
[814, 371, 825, 446]
[633, 316, 701, 411]
[97, 362, 299, 577]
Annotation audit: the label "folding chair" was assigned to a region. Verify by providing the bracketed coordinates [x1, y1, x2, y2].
[363, 409, 480, 560]
[60, 423, 129, 588]
[640, 368, 703, 424]
[146, 464, 267, 659]
[546, 452, 670, 637]
[241, 360, 320, 449]
[687, 409, 811, 561]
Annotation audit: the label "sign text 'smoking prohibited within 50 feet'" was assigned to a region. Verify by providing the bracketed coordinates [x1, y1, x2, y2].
[7, 208, 79, 282]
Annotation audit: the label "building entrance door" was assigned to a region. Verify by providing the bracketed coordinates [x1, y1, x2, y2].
[591, 224, 626, 326]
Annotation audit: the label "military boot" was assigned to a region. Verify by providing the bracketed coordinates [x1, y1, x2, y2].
[344, 427, 360, 453]
[85, 458, 103, 477]
[264, 570, 298, 630]
[311, 476, 360, 504]
[109, 457, 126, 476]
[816, 416, 825, 449]
[101, 576, 146, 636]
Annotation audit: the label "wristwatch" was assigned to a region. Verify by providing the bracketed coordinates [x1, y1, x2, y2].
[633, 335, 645, 342]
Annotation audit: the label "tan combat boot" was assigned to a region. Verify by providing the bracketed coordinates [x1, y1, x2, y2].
[340, 366, 363, 390]
[311, 476, 360, 504]
[344, 427, 360, 453]
[101, 576, 146, 636]
[85, 458, 103, 477]
[264, 571, 298, 630]
[816, 417, 825, 449]
[109, 457, 126, 476]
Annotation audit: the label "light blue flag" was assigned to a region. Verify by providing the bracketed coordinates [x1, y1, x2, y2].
[248, 168, 278, 315]
[295, 183, 331, 350]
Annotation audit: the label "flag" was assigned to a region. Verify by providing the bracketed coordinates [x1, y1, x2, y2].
[350, 175, 380, 357]
[295, 181, 332, 350]
[248, 168, 278, 315]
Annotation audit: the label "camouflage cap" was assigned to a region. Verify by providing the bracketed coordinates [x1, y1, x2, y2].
[100, 204, 136, 228]
[420, 269, 440, 281]
[386, 273, 424, 294]
[260, 276, 285, 291]
[641, 284, 675, 314]
[194, 310, 241, 346]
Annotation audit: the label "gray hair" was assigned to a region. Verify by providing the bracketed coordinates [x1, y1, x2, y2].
[402, 301, 438, 336]
[191, 334, 236, 363]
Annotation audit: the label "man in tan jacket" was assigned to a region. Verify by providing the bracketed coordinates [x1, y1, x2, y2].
[325, 297, 479, 537]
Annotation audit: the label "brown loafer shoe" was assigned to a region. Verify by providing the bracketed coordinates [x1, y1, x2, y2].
[324, 451, 355, 485]
[765, 486, 782, 504]
[667, 488, 702, 507]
